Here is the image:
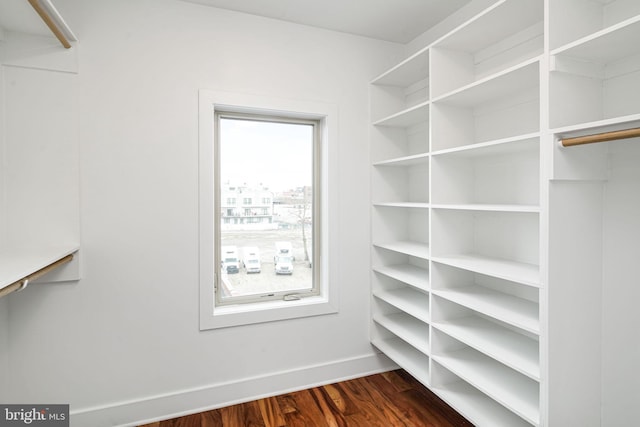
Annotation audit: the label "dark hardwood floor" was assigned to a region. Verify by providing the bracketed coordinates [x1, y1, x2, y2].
[139, 369, 473, 427]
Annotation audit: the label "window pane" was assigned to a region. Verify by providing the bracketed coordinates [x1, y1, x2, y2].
[217, 117, 315, 303]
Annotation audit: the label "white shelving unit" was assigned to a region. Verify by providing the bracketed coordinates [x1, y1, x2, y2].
[370, 1, 543, 425]
[372, 0, 640, 425]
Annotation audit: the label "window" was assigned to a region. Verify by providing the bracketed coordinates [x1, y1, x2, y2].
[199, 90, 338, 329]
[216, 112, 320, 306]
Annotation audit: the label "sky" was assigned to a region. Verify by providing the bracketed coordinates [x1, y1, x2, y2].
[219, 118, 313, 192]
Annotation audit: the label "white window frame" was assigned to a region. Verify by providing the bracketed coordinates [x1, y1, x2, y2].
[199, 90, 339, 330]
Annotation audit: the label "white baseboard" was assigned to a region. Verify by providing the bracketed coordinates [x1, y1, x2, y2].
[70, 352, 397, 427]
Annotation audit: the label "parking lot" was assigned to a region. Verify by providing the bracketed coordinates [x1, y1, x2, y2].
[220, 228, 313, 297]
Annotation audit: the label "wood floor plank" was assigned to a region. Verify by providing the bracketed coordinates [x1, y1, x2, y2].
[394, 371, 474, 427]
[199, 410, 223, 427]
[337, 376, 406, 427]
[257, 396, 286, 427]
[381, 369, 416, 393]
[139, 370, 473, 427]
[363, 373, 432, 427]
[319, 382, 361, 417]
[320, 383, 347, 414]
[164, 413, 201, 427]
[309, 386, 345, 427]
[277, 389, 328, 427]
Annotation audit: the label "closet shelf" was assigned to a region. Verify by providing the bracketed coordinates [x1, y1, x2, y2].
[432, 286, 540, 335]
[550, 15, 640, 64]
[551, 114, 640, 141]
[431, 380, 533, 427]
[374, 312, 430, 355]
[431, 58, 540, 107]
[373, 102, 429, 128]
[373, 152, 429, 167]
[371, 47, 429, 87]
[371, 337, 430, 383]
[430, 133, 539, 158]
[431, 254, 540, 288]
[431, 204, 540, 213]
[433, 347, 540, 426]
[0, 244, 79, 297]
[373, 240, 429, 259]
[373, 288, 430, 323]
[433, 0, 542, 53]
[373, 264, 430, 292]
[373, 202, 430, 209]
[433, 315, 540, 381]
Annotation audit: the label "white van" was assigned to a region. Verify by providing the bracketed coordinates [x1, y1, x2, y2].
[242, 246, 261, 274]
[274, 241, 293, 274]
[221, 245, 240, 274]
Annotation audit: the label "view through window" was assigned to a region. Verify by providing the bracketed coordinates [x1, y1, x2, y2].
[215, 113, 319, 304]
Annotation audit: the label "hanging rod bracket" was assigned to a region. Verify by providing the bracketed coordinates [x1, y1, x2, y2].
[18, 279, 29, 292]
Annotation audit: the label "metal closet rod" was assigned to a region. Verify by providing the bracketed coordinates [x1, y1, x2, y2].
[0, 254, 74, 299]
[28, 0, 72, 49]
[561, 127, 640, 147]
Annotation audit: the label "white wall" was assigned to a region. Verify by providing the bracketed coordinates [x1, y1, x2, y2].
[0, 36, 9, 404]
[3, 0, 402, 425]
[0, 298, 7, 402]
[601, 140, 640, 425]
[0, 50, 5, 248]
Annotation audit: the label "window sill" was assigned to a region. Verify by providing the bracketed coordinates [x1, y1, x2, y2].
[201, 295, 337, 330]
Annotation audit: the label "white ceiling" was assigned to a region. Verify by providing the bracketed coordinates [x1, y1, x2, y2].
[0, 0, 472, 44]
[182, 0, 471, 43]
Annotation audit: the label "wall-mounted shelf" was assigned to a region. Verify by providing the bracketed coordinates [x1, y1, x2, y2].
[432, 286, 539, 335]
[373, 241, 429, 259]
[373, 289, 430, 324]
[0, 244, 79, 298]
[433, 346, 540, 426]
[431, 379, 533, 427]
[373, 312, 430, 355]
[371, 337, 430, 383]
[432, 315, 540, 381]
[373, 264, 430, 292]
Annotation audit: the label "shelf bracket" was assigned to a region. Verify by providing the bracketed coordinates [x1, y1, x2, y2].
[0, 253, 74, 299]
